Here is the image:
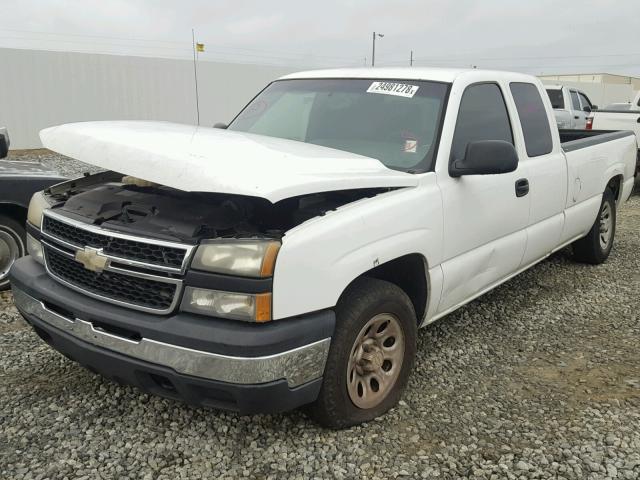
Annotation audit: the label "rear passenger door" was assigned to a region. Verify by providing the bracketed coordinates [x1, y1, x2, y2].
[509, 82, 566, 266]
[436, 83, 530, 314]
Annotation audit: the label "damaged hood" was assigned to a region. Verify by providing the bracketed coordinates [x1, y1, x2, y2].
[40, 121, 418, 203]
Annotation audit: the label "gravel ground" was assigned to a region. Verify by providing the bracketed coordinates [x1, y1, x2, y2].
[1, 152, 639, 479]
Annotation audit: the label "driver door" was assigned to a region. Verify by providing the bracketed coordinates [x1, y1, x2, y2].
[436, 82, 530, 314]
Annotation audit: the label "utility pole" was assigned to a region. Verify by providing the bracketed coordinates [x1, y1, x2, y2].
[371, 32, 384, 67]
[191, 28, 200, 126]
[410, 50, 413, 67]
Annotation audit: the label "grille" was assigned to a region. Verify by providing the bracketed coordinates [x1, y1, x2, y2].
[43, 216, 186, 269]
[45, 247, 177, 311]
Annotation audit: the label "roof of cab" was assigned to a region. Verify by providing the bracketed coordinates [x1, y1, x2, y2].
[278, 67, 543, 85]
[279, 67, 468, 83]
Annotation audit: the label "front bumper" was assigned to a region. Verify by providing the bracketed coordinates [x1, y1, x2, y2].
[10, 257, 335, 414]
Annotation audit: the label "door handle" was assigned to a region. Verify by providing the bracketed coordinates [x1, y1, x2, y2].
[515, 178, 529, 197]
[574, 115, 580, 119]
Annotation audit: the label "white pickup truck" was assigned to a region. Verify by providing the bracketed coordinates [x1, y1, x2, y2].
[545, 85, 596, 130]
[590, 91, 640, 176]
[11, 68, 637, 428]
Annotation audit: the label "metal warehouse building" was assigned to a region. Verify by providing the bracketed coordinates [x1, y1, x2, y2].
[0, 47, 296, 149]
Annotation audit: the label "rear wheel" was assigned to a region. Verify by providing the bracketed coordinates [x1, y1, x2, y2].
[572, 188, 616, 265]
[307, 277, 417, 429]
[0, 214, 26, 290]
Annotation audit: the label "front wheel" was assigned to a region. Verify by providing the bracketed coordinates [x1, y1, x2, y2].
[0, 214, 26, 291]
[307, 278, 417, 429]
[572, 188, 616, 265]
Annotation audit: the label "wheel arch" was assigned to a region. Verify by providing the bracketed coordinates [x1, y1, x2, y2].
[605, 174, 624, 203]
[339, 253, 429, 325]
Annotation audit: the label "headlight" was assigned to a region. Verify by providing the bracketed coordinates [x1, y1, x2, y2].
[26, 233, 45, 265]
[181, 287, 271, 322]
[191, 240, 280, 277]
[27, 191, 52, 227]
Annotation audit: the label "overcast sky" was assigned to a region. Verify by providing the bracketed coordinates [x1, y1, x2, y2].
[1, 0, 639, 76]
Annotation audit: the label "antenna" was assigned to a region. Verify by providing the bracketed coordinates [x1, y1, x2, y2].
[191, 28, 200, 126]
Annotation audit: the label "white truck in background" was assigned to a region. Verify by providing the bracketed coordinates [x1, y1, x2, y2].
[545, 85, 596, 130]
[10, 68, 637, 428]
[590, 91, 640, 176]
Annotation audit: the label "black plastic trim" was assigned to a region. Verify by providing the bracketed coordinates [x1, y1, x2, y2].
[185, 269, 272, 293]
[593, 110, 640, 115]
[10, 257, 335, 358]
[26, 221, 41, 240]
[561, 130, 635, 152]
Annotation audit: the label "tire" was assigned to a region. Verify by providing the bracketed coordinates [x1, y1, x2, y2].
[0, 214, 26, 291]
[307, 277, 417, 429]
[572, 188, 616, 265]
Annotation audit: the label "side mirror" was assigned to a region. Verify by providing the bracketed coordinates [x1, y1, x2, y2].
[213, 122, 228, 129]
[449, 140, 519, 178]
[0, 127, 9, 159]
[591, 105, 598, 111]
[583, 105, 592, 113]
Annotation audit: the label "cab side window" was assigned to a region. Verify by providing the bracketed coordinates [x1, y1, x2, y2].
[510, 83, 553, 157]
[578, 92, 592, 110]
[451, 83, 513, 162]
[570, 91, 581, 110]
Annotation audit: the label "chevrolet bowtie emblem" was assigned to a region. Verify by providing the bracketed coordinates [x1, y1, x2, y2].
[75, 247, 109, 273]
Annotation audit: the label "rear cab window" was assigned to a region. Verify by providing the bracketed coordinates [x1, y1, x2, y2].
[510, 83, 553, 157]
[545, 89, 564, 109]
[450, 83, 513, 162]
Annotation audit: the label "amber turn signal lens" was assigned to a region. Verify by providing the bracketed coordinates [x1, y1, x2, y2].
[260, 242, 281, 277]
[255, 293, 272, 323]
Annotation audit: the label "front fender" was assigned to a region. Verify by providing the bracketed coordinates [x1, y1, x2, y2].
[272, 175, 443, 320]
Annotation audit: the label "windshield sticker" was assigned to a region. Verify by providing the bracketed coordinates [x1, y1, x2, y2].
[367, 81, 419, 98]
[403, 138, 418, 153]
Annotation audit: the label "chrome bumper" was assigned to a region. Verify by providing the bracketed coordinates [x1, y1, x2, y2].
[13, 287, 330, 388]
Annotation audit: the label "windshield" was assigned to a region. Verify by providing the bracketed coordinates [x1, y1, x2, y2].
[545, 89, 564, 109]
[228, 79, 450, 172]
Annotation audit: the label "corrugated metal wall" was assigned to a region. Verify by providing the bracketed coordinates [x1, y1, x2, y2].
[0, 48, 296, 149]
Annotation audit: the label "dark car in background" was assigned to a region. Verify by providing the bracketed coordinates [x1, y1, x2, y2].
[0, 128, 66, 289]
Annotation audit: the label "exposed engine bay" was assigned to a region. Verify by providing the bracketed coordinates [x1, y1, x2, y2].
[45, 171, 390, 243]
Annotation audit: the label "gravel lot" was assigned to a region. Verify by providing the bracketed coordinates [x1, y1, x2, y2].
[1, 152, 639, 479]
